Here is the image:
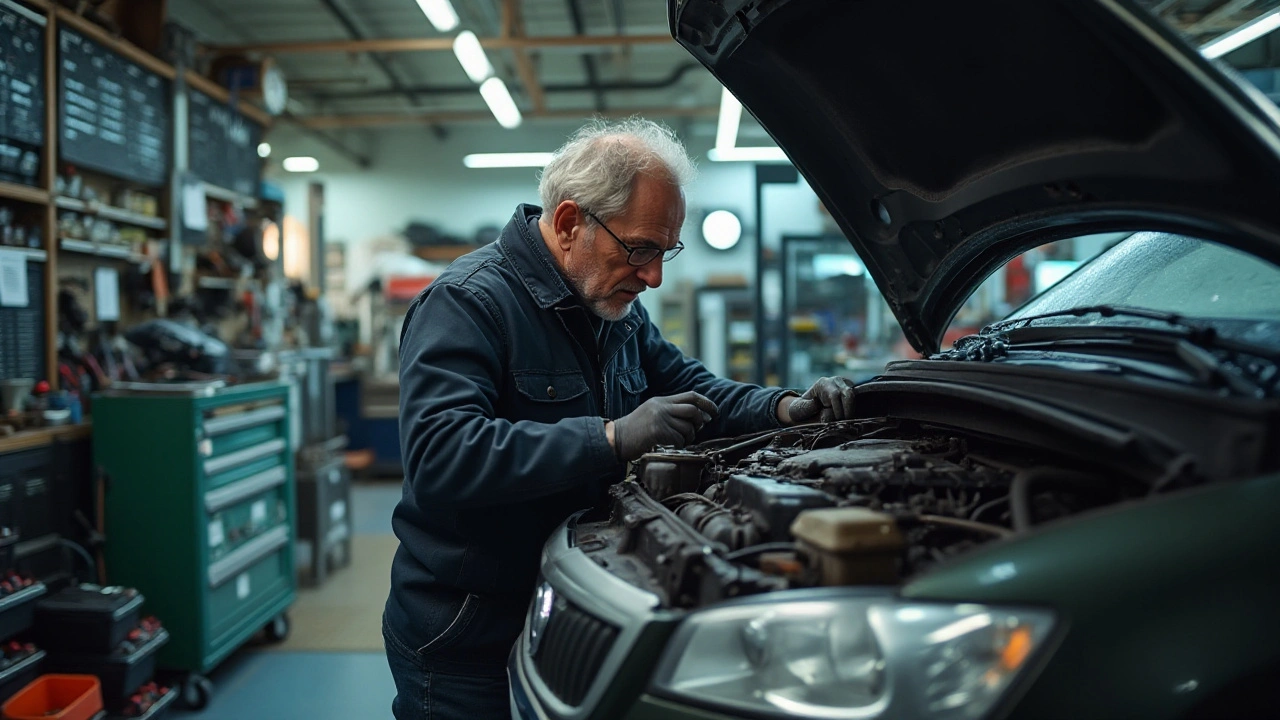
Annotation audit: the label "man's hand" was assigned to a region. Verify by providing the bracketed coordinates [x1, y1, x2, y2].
[781, 377, 857, 425]
[607, 392, 720, 461]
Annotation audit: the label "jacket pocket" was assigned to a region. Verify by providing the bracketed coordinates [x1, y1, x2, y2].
[513, 370, 590, 403]
[618, 366, 648, 395]
[417, 593, 480, 655]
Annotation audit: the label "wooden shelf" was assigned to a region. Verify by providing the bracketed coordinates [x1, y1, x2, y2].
[0, 422, 92, 455]
[0, 246, 48, 261]
[202, 184, 259, 209]
[55, 197, 167, 230]
[59, 237, 148, 263]
[0, 181, 49, 206]
[413, 245, 479, 262]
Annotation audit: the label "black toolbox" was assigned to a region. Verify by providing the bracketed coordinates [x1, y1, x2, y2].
[47, 623, 169, 713]
[0, 645, 44, 704]
[106, 683, 176, 720]
[32, 584, 144, 653]
[0, 583, 46, 642]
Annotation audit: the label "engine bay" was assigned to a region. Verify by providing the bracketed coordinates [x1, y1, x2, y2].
[573, 418, 1150, 608]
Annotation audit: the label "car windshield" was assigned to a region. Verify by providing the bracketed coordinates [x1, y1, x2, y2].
[1002, 232, 1280, 349]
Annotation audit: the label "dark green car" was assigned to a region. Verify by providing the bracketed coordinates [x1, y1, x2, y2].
[509, 1, 1280, 718]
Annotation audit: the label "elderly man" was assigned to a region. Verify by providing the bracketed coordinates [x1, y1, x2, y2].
[384, 118, 856, 719]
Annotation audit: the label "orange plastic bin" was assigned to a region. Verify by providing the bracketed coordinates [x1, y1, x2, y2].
[1, 674, 103, 720]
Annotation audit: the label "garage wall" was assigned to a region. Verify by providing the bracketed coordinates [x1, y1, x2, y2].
[263, 123, 828, 319]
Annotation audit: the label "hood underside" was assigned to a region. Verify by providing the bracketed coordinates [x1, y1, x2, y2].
[670, 0, 1280, 354]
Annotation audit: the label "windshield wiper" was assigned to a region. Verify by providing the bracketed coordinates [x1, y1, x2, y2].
[986, 304, 1215, 340]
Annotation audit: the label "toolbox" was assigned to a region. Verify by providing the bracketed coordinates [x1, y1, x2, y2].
[92, 382, 295, 687]
[32, 586, 144, 654]
[0, 645, 44, 704]
[105, 683, 174, 720]
[1, 674, 103, 720]
[0, 530, 16, 573]
[47, 622, 169, 714]
[0, 584, 46, 643]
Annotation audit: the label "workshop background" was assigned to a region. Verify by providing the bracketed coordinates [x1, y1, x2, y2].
[0, 0, 1277, 717]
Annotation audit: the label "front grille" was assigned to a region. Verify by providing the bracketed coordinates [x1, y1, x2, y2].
[532, 597, 619, 706]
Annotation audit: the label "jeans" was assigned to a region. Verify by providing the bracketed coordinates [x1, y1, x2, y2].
[383, 599, 523, 720]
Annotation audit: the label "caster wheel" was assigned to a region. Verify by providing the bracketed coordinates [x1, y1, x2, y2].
[265, 612, 291, 643]
[181, 674, 213, 710]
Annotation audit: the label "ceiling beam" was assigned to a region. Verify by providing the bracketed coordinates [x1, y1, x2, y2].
[1184, 0, 1261, 34]
[281, 111, 373, 168]
[507, 0, 546, 113]
[566, 0, 605, 111]
[308, 63, 700, 101]
[207, 34, 673, 56]
[316, 0, 421, 106]
[297, 105, 718, 129]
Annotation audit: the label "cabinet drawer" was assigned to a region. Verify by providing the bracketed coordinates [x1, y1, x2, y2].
[202, 438, 288, 483]
[207, 526, 290, 641]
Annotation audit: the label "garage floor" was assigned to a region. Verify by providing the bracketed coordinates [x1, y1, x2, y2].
[170, 481, 403, 720]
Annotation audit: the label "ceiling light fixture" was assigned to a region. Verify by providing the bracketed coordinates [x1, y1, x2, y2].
[463, 152, 554, 168]
[454, 30, 494, 83]
[282, 156, 319, 172]
[1201, 7, 1280, 58]
[480, 77, 522, 128]
[257, 142, 272, 158]
[415, 0, 459, 32]
[716, 88, 742, 151]
[708, 146, 789, 163]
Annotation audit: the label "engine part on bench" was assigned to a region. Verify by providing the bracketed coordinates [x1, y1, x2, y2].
[791, 507, 904, 585]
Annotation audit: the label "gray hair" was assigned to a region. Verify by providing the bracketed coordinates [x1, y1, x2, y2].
[538, 117, 697, 221]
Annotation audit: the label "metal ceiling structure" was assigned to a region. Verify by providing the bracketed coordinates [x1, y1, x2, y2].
[165, 0, 1280, 134]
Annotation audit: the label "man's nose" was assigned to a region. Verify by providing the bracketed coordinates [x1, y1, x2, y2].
[637, 260, 663, 289]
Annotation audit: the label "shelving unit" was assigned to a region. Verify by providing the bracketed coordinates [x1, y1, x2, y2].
[58, 237, 148, 263]
[55, 197, 168, 230]
[202, 183, 259, 209]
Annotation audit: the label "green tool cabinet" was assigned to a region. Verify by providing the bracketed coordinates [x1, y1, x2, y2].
[92, 382, 296, 706]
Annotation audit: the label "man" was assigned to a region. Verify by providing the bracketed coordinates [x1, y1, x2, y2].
[384, 118, 856, 719]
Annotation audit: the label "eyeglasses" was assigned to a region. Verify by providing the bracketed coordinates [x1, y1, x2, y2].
[584, 210, 684, 266]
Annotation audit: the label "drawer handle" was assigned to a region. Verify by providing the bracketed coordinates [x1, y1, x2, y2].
[208, 525, 289, 589]
[204, 466, 288, 514]
[204, 438, 288, 477]
[202, 405, 286, 437]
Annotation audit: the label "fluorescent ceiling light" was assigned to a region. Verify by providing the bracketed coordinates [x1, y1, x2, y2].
[282, 156, 319, 172]
[463, 152, 554, 168]
[480, 77, 522, 128]
[257, 142, 271, 158]
[716, 87, 742, 151]
[708, 146, 789, 162]
[415, 0, 459, 32]
[454, 31, 494, 83]
[1200, 7, 1280, 58]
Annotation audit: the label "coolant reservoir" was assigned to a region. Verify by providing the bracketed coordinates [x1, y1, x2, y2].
[791, 507, 904, 585]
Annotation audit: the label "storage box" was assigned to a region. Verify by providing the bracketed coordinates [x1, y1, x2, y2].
[0, 531, 16, 573]
[47, 627, 168, 713]
[0, 585, 46, 643]
[105, 683, 174, 720]
[0, 648, 44, 704]
[33, 586, 143, 654]
[1, 674, 103, 720]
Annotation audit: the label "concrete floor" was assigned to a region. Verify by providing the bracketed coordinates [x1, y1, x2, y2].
[169, 480, 404, 720]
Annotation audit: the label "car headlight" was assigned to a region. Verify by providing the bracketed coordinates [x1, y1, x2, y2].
[650, 594, 1055, 720]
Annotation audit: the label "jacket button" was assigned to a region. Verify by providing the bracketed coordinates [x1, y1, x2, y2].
[547, 386, 557, 399]
[624, 323, 631, 331]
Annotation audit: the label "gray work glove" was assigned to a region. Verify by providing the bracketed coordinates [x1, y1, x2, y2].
[785, 376, 857, 424]
[612, 392, 720, 461]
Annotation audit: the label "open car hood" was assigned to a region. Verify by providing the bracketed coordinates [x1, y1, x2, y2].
[670, 0, 1280, 355]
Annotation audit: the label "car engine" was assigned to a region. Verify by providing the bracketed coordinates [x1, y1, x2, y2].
[574, 418, 1141, 608]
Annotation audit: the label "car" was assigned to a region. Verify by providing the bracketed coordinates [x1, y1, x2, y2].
[508, 1, 1280, 719]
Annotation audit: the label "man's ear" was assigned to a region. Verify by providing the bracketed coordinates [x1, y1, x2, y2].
[550, 201, 586, 251]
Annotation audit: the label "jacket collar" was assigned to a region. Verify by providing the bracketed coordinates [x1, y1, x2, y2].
[498, 204, 575, 310]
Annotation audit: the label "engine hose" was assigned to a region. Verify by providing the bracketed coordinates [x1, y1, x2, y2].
[1009, 467, 1108, 532]
[917, 515, 1013, 538]
[723, 542, 800, 562]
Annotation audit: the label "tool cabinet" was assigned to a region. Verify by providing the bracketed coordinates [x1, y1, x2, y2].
[92, 382, 295, 708]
